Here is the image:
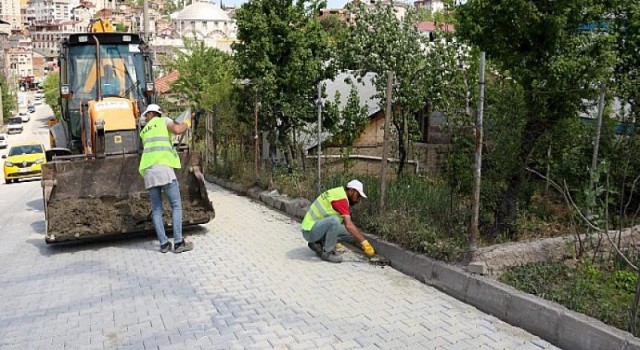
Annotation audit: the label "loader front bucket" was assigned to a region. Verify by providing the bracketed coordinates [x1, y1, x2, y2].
[42, 152, 214, 243]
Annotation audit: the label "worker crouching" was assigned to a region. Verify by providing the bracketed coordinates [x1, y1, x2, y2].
[301, 180, 375, 263]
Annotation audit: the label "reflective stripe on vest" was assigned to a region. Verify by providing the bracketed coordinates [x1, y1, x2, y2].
[138, 116, 181, 176]
[301, 187, 347, 231]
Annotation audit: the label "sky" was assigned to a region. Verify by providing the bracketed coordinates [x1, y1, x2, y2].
[221, 0, 351, 10]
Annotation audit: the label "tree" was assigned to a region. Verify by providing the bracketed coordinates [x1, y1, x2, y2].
[456, 0, 614, 236]
[166, 39, 234, 111]
[163, 39, 235, 144]
[42, 73, 60, 119]
[328, 84, 369, 170]
[612, 0, 640, 121]
[0, 75, 16, 123]
[338, 3, 468, 176]
[233, 0, 334, 168]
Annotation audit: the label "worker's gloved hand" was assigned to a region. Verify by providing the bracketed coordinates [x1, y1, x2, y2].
[184, 117, 192, 128]
[361, 240, 375, 257]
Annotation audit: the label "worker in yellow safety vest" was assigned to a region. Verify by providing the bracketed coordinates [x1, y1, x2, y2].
[139, 103, 193, 254]
[301, 180, 375, 263]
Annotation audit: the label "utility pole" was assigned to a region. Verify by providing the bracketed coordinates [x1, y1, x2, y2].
[470, 52, 486, 261]
[0, 85, 3, 128]
[253, 91, 259, 177]
[379, 71, 393, 212]
[317, 82, 322, 194]
[143, 0, 149, 42]
[589, 84, 606, 191]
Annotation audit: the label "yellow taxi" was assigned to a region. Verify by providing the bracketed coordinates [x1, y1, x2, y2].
[2, 141, 46, 184]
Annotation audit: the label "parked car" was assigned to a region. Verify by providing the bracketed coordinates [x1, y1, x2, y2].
[28, 104, 35, 113]
[20, 112, 30, 122]
[0, 134, 7, 149]
[6, 117, 23, 134]
[2, 141, 46, 184]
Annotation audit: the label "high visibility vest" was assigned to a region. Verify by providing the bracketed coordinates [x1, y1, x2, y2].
[301, 186, 348, 231]
[138, 116, 181, 176]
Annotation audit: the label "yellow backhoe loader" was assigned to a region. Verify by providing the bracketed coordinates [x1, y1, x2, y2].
[42, 20, 214, 243]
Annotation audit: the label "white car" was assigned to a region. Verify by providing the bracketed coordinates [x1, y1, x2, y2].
[0, 134, 7, 149]
[6, 117, 23, 134]
[19, 111, 30, 122]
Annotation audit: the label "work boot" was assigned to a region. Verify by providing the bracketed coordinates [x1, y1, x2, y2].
[307, 242, 323, 256]
[320, 251, 342, 263]
[160, 241, 172, 253]
[173, 240, 194, 253]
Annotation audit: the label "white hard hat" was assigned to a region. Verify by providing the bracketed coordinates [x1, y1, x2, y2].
[346, 179, 367, 198]
[141, 104, 162, 117]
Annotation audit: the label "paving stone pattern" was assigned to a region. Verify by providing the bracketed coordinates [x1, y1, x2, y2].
[0, 183, 560, 349]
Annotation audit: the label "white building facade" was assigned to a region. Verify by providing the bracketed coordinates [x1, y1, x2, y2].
[1, 0, 21, 30]
[152, 0, 237, 53]
[27, 0, 79, 25]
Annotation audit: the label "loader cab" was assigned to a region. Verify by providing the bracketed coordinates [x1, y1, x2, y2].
[57, 33, 155, 155]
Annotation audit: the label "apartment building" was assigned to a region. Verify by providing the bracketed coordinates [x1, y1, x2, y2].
[6, 47, 33, 87]
[1, 0, 21, 30]
[27, 0, 80, 25]
[30, 20, 88, 53]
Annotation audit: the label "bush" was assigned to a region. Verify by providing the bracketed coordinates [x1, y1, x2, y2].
[500, 260, 636, 332]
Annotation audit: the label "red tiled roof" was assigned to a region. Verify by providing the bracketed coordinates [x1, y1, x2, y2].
[416, 21, 454, 33]
[155, 70, 180, 94]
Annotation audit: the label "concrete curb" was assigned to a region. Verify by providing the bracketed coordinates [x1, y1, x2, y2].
[205, 175, 640, 350]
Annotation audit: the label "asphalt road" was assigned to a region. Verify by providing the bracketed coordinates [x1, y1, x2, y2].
[1, 92, 53, 184]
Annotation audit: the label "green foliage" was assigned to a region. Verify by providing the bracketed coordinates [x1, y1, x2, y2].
[501, 260, 636, 332]
[0, 75, 16, 122]
[323, 173, 469, 261]
[115, 23, 128, 32]
[43, 73, 60, 119]
[166, 39, 234, 112]
[455, 0, 615, 235]
[233, 0, 335, 166]
[330, 84, 369, 169]
[161, 0, 183, 15]
[612, 1, 640, 121]
[319, 14, 347, 42]
[338, 3, 470, 175]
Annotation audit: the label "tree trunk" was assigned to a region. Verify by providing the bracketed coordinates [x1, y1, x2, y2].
[395, 113, 406, 177]
[492, 171, 522, 237]
[491, 110, 547, 238]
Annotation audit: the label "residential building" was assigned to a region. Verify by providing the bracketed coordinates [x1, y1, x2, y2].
[27, 0, 78, 25]
[414, 0, 445, 13]
[70, 3, 94, 22]
[32, 48, 57, 83]
[301, 71, 449, 176]
[6, 47, 33, 90]
[30, 20, 89, 53]
[0, 19, 10, 81]
[1, 0, 21, 30]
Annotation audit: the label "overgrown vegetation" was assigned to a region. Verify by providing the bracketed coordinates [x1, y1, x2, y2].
[501, 259, 638, 333]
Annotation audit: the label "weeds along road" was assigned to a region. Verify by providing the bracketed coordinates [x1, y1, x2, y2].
[0, 101, 559, 349]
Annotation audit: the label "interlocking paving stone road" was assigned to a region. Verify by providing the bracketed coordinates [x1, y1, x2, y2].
[0, 181, 560, 349]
